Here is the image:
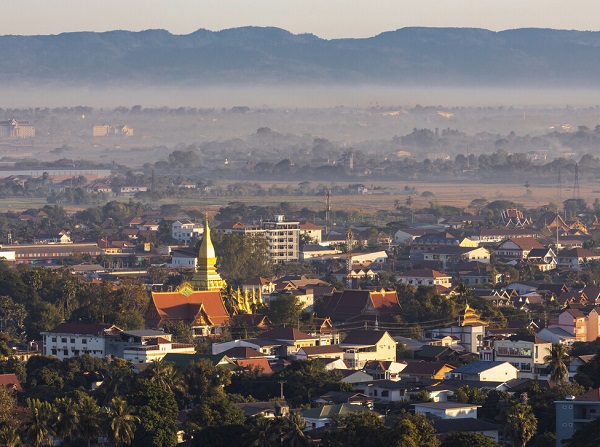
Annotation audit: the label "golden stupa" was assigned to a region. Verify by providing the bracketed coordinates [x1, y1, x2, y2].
[191, 216, 228, 292]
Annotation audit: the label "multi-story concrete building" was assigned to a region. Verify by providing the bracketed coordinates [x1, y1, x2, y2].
[555, 389, 600, 446]
[0, 119, 35, 139]
[172, 220, 204, 244]
[481, 335, 552, 379]
[262, 215, 300, 263]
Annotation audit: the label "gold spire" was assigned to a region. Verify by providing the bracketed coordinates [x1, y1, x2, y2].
[191, 215, 227, 292]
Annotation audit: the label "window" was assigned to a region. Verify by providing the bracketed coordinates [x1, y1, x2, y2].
[61, 338, 67, 343]
[82, 339, 87, 344]
[63, 350, 68, 356]
[70, 338, 75, 344]
[51, 337, 57, 342]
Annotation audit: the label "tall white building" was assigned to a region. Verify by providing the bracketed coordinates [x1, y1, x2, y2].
[263, 215, 300, 263]
[172, 220, 204, 244]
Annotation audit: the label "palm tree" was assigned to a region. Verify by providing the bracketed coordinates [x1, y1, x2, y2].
[0, 425, 21, 447]
[25, 398, 55, 447]
[74, 393, 102, 447]
[242, 416, 275, 447]
[53, 396, 79, 443]
[106, 397, 139, 447]
[281, 413, 310, 447]
[145, 359, 185, 395]
[503, 399, 537, 447]
[544, 343, 570, 383]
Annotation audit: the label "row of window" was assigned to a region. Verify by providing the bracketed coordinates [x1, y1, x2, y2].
[51, 337, 88, 344]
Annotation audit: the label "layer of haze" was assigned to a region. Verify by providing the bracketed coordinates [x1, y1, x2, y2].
[4, 0, 600, 39]
[4, 85, 600, 109]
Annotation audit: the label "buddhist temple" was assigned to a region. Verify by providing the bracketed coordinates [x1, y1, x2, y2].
[145, 216, 230, 337]
[191, 216, 228, 292]
[457, 303, 487, 327]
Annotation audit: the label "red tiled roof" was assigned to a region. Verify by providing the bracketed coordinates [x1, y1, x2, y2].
[322, 289, 400, 322]
[221, 347, 267, 358]
[257, 327, 315, 341]
[236, 358, 273, 375]
[0, 373, 22, 391]
[575, 388, 600, 402]
[146, 290, 230, 327]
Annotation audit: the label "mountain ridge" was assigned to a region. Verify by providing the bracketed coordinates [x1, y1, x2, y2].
[1, 27, 600, 86]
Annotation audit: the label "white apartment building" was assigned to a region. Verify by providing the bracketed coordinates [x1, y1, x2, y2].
[172, 220, 204, 244]
[41, 322, 120, 360]
[263, 215, 300, 263]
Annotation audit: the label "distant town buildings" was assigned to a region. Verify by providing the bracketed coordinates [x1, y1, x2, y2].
[92, 124, 134, 137]
[0, 119, 35, 139]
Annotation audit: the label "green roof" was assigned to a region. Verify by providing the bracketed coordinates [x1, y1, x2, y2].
[301, 403, 371, 419]
[415, 345, 451, 359]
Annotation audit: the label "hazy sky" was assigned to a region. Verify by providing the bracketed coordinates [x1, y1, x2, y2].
[4, 0, 600, 39]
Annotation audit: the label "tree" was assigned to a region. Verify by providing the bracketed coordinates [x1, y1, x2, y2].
[128, 379, 178, 447]
[106, 397, 140, 447]
[144, 359, 185, 396]
[25, 398, 55, 447]
[321, 411, 392, 447]
[162, 321, 194, 343]
[74, 392, 102, 447]
[264, 294, 304, 327]
[392, 411, 440, 447]
[544, 343, 569, 384]
[503, 397, 537, 447]
[440, 432, 500, 447]
[184, 359, 232, 402]
[183, 397, 245, 440]
[53, 396, 79, 444]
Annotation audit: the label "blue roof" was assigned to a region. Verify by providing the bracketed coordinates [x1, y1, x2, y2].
[451, 361, 511, 374]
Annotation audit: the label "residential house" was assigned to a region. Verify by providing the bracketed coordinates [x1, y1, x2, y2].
[339, 330, 397, 369]
[413, 402, 479, 419]
[169, 248, 197, 268]
[557, 248, 600, 270]
[445, 361, 519, 382]
[295, 345, 344, 361]
[362, 360, 407, 380]
[396, 269, 452, 287]
[420, 246, 490, 268]
[555, 308, 588, 342]
[394, 228, 442, 245]
[483, 335, 552, 379]
[525, 248, 557, 271]
[398, 362, 455, 380]
[495, 238, 545, 260]
[472, 228, 539, 243]
[302, 403, 373, 430]
[299, 221, 323, 244]
[321, 288, 401, 324]
[171, 220, 204, 244]
[234, 401, 289, 419]
[537, 327, 577, 345]
[354, 379, 423, 402]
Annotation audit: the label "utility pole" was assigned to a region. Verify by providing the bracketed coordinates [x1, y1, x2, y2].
[346, 228, 353, 289]
[325, 189, 331, 234]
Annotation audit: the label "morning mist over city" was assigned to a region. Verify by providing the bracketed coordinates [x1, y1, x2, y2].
[2, 2, 600, 447]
